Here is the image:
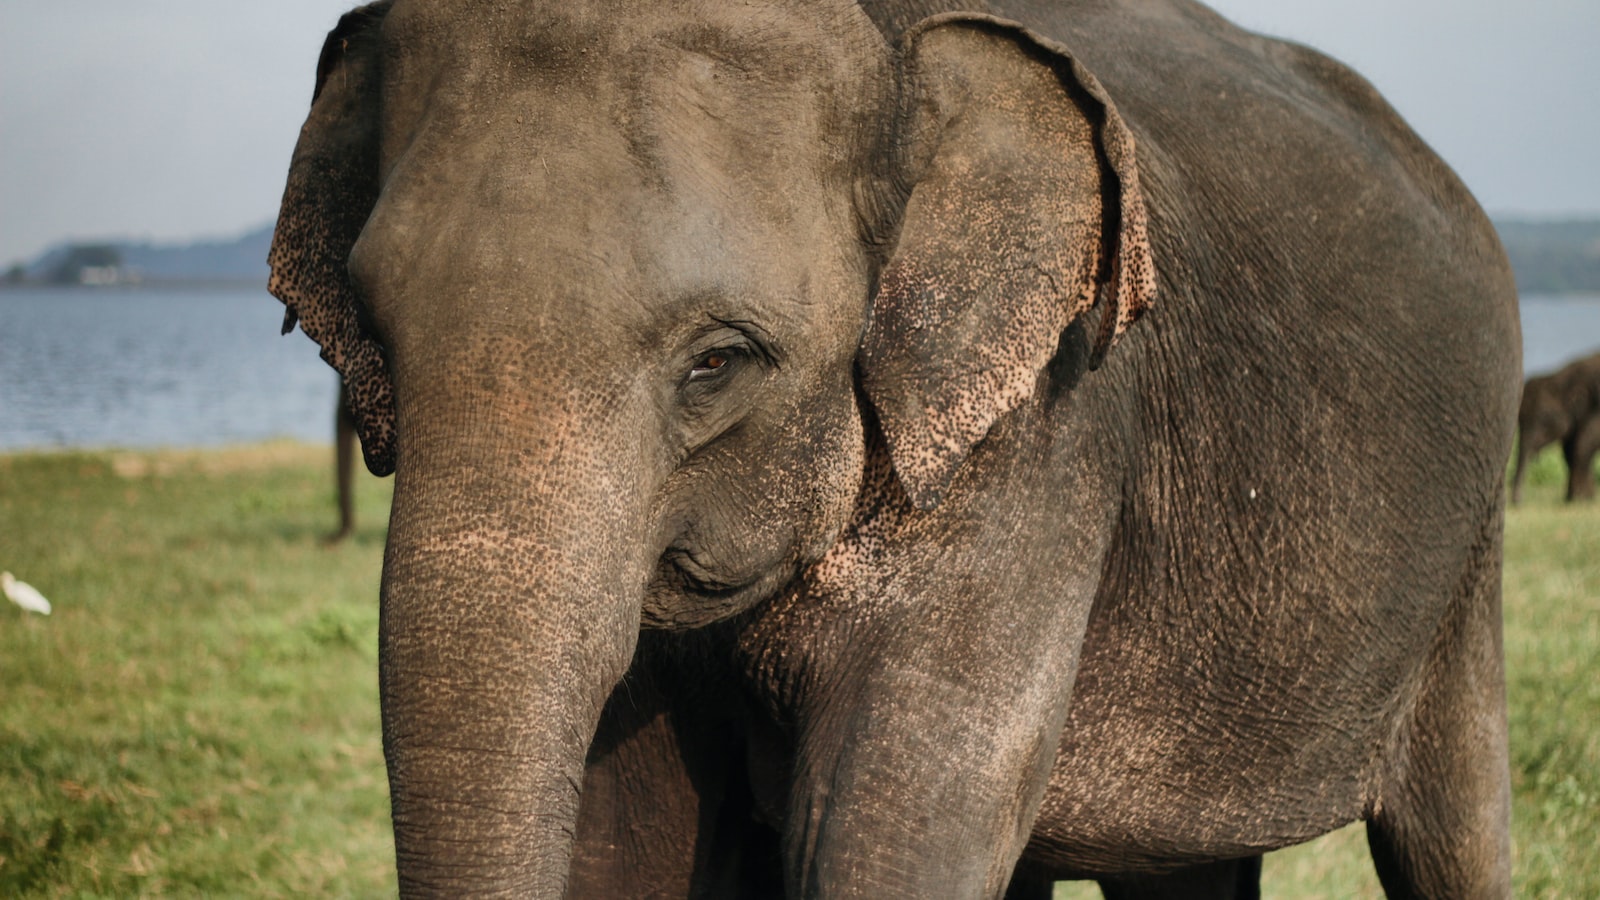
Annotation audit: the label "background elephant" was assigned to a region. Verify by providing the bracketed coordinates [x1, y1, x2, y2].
[1510, 351, 1600, 503]
[328, 376, 358, 542]
[268, 0, 1519, 897]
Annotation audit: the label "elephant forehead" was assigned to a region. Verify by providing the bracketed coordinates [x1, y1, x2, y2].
[359, 4, 881, 345]
[379, 0, 879, 178]
[381, 0, 879, 92]
[356, 115, 842, 320]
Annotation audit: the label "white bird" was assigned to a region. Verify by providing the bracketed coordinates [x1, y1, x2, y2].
[2, 572, 51, 615]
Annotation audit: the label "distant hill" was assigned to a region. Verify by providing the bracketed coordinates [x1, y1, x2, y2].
[1494, 219, 1600, 295]
[7, 217, 1600, 295]
[11, 223, 272, 286]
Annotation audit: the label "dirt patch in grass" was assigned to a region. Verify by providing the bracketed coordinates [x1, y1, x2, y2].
[106, 441, 333, 479]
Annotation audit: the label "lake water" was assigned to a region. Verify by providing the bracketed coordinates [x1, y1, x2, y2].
[1, 286, 336, 451]
[2, 286, 1598, 452]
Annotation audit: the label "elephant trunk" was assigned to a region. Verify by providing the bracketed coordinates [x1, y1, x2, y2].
[378, 418, 646, 897]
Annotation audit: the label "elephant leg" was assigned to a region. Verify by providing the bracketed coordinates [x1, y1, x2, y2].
[569, 634, 781, 898]
[753, 426, 1113, 898]
[1005, 861, 1058, 900]
[775, 579, 1097, 899]
[1562, 415, 1600, 501]
[1096, 857, 1262, 900]
[1507, 439, 1532, 505]
[1364, 524, 1511, 898]
[785, 679, 1075, 899]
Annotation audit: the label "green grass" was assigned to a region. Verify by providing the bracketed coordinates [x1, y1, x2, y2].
[0, 444, 396, 896]
[1498, 448, 1600, 897]
[1, 443, 1595, 896]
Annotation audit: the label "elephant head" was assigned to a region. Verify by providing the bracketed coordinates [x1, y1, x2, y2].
[269, 0, 1151, 892]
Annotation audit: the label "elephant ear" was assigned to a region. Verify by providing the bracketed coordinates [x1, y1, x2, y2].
[859, 14, 1154, 509]
[268, 2, 396, 476]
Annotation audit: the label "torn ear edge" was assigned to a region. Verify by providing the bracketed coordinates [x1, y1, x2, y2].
[268, 1, 397, 476]
[1060, 47, 1155, 370]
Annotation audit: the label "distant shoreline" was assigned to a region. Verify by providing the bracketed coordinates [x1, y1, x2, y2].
[0, 439, 337, 465]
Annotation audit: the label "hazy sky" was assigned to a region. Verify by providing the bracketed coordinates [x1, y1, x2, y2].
[2, 1, 1596, 265]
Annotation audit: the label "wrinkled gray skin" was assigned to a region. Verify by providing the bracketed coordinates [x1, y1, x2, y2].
[1510, 352, 1600, 504]
[269, 0, 1520, 897]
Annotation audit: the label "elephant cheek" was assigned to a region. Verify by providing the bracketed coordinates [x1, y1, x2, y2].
[797, 403, 869, 558]
[641, 401, 865, 629]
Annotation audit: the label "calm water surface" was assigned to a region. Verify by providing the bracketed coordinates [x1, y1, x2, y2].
[1, 286, 335, 451]
[2, 287, 1598, 451]
[1519, 295, 1600, 374]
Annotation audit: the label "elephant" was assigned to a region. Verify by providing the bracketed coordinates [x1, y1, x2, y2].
[267, 0, 1521, 897]
[328, 376, 359, 543]
[1509, 351, 1600, 504]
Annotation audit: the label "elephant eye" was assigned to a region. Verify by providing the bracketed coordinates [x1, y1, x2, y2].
[689, 350, 734, 380]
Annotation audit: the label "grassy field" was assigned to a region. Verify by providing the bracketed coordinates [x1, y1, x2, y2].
[0, 444, 397, 896]
[1, 443, 1595, 897]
